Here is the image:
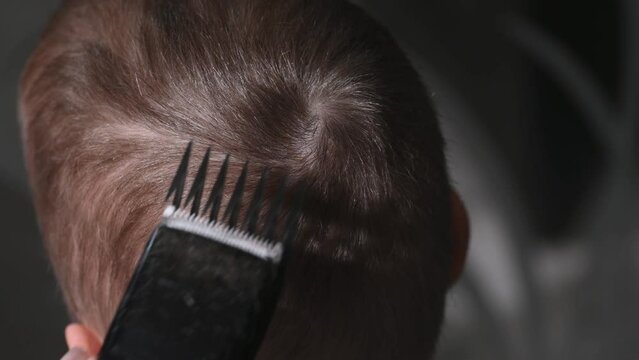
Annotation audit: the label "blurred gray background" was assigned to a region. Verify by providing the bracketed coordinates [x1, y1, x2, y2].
[1, 0, 68, 358]
[2, 0, 638, 359]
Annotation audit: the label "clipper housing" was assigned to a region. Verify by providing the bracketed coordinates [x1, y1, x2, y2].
[99, 143, 302, 360]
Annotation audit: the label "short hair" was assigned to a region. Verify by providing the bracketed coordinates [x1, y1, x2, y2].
[19, 0, 452, 358]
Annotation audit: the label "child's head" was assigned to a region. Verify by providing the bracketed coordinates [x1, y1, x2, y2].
[19, 0, 468, 358]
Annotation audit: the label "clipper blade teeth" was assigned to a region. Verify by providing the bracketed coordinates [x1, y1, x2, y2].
[163, 207, 284, 261]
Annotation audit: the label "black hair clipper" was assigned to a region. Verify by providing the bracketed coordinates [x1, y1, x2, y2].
[99, 143, 302, 360]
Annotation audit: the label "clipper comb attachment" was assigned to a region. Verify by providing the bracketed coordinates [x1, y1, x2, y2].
[99, 142, 303, 360]
[163, 142, 301, 262]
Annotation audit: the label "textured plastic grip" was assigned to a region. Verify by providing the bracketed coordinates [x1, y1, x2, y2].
[99, 225, 284, 360]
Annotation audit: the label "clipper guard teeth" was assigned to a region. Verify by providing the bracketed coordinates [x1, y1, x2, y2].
[185, 147, 210, 216]
[244, 168, 268, 234]
[166, 141, 192, 208]
[205, 154, 229, 223]
[165, 143, 303, 249]
[223, 161, 249, 229]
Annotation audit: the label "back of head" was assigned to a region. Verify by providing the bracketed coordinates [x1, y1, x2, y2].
[19, 0, 452, 358]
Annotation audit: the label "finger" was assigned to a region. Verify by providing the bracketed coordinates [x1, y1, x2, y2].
[60, 348, 94, 360]
[65, 323, 101, 356]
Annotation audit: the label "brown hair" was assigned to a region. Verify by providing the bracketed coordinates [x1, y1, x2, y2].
[19, 0, 452, 358]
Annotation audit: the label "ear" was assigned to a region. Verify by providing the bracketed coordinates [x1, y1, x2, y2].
[65, 323, 102, 357]
[448, 190, 470, 286]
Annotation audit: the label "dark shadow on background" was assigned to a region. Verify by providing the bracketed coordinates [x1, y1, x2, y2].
[0, 178, 67, 357]
[360, 0, 615, 238]
[1, 0, 67, 357]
